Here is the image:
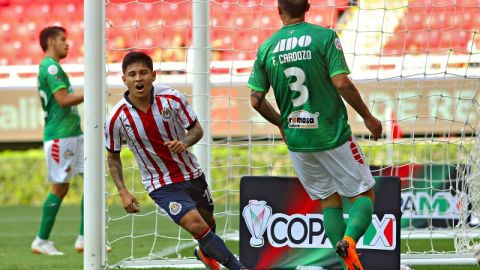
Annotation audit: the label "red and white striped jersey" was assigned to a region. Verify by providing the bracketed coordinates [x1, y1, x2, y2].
[106, 85, 203, 192]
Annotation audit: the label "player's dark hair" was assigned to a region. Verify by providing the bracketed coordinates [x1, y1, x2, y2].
[278, 0, 309, 18]
[122, 51, 154, 74]
[39, 26, 66, 52]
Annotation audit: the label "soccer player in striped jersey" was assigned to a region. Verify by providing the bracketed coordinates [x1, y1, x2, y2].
[31, 26, 85, 256]
[247, 1, 383, 269]
[106, 52, 247, 270]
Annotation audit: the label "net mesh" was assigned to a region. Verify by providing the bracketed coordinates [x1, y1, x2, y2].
[104, 0, 480, 267]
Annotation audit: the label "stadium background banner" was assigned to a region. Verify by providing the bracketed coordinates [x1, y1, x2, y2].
[239, 176, 401, 270]
[0, 77, 477, 142]
[371, 164, 464, 228]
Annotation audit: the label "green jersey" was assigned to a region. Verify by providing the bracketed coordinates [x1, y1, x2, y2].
[247, 22, 352, 152]
[37, 56, 82, 141]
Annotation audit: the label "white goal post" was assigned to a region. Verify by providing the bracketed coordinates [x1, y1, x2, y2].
[84, 0, 106, 269]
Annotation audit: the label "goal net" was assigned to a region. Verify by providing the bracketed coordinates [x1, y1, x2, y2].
[103, 0, 480, 268]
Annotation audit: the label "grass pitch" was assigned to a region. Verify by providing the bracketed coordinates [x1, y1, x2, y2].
[0, 205, 477, 270]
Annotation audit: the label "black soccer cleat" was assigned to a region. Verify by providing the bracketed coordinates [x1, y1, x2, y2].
[336, 239, 349, 257]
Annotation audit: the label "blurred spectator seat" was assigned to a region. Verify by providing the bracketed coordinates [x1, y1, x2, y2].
[1, 0, 349, 64]
[383, 0, 478, 54]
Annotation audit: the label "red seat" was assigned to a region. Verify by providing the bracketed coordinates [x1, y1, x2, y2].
[404, 10, 429, 30]
[51, 3, 79, 22]
[162, 1, 191, 26]
[23, 42, 44, 65]
[0, 5, 24, 24]
[307, 7, 337, 28]
[107, 49, 127, 63]
[440, 29, 471, 52]
[211, 28, 234, 50]
[382, 33, 407, 55]
[234, 29, 259, 51]
[259, 8, 283, 30]
[211, 2, 236, 28]
[457, 0, 480, 7]
[136, 2, 162, 27]
[2, 42, 18, 65]
[107, 26, 137, 49]
[136, 26, 164, 48]
[106, 3, 130, 26]
[235, 6, 260, 29]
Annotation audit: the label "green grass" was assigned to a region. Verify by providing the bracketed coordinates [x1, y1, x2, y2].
[1, 205, 478, 270]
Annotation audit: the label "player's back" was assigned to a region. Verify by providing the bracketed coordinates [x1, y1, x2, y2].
[255, 22, 352, 151]
[37, 57, 82, 141]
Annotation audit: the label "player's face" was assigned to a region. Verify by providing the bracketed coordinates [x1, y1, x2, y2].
[50, 32, 69, 59]
[122, 62, 156, 101]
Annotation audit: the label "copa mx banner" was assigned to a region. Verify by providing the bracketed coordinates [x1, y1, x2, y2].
[240, 176, 400, 270]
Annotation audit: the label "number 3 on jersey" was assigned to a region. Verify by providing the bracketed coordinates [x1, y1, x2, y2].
[39, 89, 48, 118]
[284, 67, 308, 107]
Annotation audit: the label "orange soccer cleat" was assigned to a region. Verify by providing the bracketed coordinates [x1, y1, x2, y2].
[336, 236, 364, 270]
[194, 245, 220, 270]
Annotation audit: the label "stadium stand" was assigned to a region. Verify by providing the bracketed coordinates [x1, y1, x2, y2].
[0, 0, 347, 64]
[382, 0, 480, 54]
[2, 0, 477, 64]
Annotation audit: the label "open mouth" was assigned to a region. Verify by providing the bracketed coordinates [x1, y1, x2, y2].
[135, 84, 144, 90]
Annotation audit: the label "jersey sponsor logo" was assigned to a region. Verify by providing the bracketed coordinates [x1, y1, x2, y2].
[334, 38, 343, 51]
[169, 201, 182, 215]
[48, 65, 58, 75]
[273, 35, 312, 53]
[288, 110, 319, 129]
[242, 200, 397, 249]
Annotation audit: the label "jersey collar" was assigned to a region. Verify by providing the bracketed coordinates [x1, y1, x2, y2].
[123, 86, 154, 108]
[282, 21, 306, 29]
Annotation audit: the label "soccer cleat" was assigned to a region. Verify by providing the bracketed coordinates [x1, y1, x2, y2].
[31, 237, 64, 256]
[336, 236, 363, 270]
[74, 235, 112, 253]
[194, 245, 220, 270]
[75, 235, 84, 253]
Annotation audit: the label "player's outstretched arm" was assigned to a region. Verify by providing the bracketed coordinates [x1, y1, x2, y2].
[165, 120, 203, 154]
[53, 88, 84, 107]
[331, 74, 382, 141]
[107, 151, 140, 213]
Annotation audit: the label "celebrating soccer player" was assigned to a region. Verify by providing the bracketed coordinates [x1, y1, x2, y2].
[247, 1, 383, 269]
[31, 26, 85, 255]
[106, 51, 248, 270]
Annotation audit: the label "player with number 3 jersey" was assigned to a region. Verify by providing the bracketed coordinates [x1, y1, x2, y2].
[249, 19, 351, 152]
[248, 0, 383, 269]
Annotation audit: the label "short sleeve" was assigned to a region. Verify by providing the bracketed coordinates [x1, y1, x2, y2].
[325, 31, 350, 78]
[105, 108, 124, 153]
[174, 91, 198, 130]
[45, 63, 68, 93]
[247, 52, 270, 92]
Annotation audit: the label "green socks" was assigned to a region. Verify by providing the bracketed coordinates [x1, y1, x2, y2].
[345, 196, 374, 242]
[323, 207, 347, 246]
[37, 193, 63, 240]
[79, 195, 84, 236]
[323, 207, 347, 269]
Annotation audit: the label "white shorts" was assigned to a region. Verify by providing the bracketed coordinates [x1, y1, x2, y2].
[289, 136, 375, 200]
[44, 135, 84, 183]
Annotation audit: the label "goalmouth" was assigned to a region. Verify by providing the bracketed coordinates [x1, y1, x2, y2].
[84, 0, 480, 269]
